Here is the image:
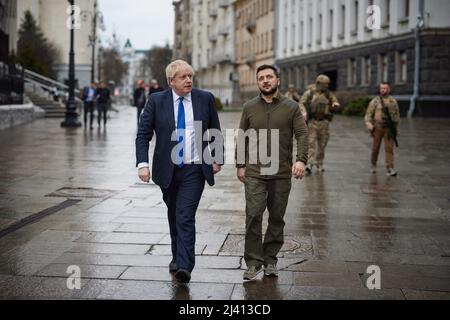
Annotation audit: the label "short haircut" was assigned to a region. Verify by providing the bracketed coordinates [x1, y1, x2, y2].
[256, 64, 280, 79]
[380, 81, 391, 87]
[165, 60, 194, 82]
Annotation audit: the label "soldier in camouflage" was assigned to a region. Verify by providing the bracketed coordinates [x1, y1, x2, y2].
[300, 75, 340, 174]
[365, 82, 400, 177]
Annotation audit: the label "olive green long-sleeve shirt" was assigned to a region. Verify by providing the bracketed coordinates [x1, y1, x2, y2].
[236, 93, 309, 179]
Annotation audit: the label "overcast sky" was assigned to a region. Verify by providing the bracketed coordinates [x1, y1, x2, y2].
[99, 0, 174, 50]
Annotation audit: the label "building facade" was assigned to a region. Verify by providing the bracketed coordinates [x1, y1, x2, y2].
[235, 0, 275, 101]
[17, 0, 100, 88]
[275, 0, 450, 117]
[187, 0, 237, 106]
[173, 0, 193, 64]
[0, 0, 18, 61]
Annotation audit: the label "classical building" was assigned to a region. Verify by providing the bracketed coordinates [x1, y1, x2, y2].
[0, 0, 18, 61]
[122, 39, 149, 100]
[16, 0, 100, 88]
[187, 0, 237, 106]
[235, 0, 275, 101]
[275, 0, 450, 117]
[173, 0, 192, 64]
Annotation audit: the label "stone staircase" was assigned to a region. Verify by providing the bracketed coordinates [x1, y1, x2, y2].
[26, 91, 67, 118]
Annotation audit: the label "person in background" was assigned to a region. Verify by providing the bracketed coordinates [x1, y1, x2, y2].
[96, 81, 111, 128]
[82, 82, 97, 130]
[133, 80, 147, 126]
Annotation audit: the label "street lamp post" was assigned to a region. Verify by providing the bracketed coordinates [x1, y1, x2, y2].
[90, 0, 98, 83]
[61, 0, 81, 128]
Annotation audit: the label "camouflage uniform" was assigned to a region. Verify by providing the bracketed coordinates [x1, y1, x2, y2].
[285, 86, 307, 121]
[299, 75, 340, 172]
[365, 95, 400, 171]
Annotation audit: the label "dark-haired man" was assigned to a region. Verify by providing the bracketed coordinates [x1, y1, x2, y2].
[365, 82, 400, 177]
[236, 65, 309, 281]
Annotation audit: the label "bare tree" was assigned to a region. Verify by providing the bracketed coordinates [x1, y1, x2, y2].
[144, 45, 173, 89]
[100, 47, 128, 86]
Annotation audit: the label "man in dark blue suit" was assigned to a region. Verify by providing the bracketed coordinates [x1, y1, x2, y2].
[135, 60, 222, 283]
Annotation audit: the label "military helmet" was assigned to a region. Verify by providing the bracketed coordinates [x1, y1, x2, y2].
[316, 74, 330, 85]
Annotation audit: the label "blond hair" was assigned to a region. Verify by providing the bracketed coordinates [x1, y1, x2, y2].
[165, 60, 194, 84]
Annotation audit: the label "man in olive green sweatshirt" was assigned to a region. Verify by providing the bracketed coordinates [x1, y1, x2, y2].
[236, 65, 309, 281]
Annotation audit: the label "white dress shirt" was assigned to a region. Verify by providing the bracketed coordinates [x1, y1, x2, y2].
[138, 90, 199, 169]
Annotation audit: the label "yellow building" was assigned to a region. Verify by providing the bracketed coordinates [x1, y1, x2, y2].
[234, 0, 275, 101]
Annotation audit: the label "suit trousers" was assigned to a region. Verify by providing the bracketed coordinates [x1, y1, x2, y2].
[244, 177, 292, 268]
[161, 164, 205, 273]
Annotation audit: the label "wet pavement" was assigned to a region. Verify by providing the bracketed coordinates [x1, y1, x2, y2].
[0, 105, 449, 300]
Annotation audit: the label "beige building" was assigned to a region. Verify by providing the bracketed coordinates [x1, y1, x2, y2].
[188, 0, 237, 106]
[17, 0, 99, 87]
[0, 0, 18, 59]
[173, 0, 192, 64]
[235, 0, 275, 101]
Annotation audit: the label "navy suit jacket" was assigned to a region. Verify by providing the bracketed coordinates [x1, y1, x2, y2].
[135, 88, 222, 189]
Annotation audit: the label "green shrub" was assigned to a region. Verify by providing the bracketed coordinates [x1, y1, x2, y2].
[214, 97, 224, 111]
[342, 96, 372, 117]
[334, 90, 367, 114]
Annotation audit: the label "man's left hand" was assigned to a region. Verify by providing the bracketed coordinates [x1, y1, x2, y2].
[292, 162, 306, 180]
[213, 164, 222, 175]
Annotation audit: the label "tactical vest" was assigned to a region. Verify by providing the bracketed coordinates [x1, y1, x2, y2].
[307, 89, 333, 120]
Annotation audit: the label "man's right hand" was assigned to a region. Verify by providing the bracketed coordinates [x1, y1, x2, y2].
[237, 168, 246, 183]
[138, 167, 151, 183]
[366, 123, 374, 132]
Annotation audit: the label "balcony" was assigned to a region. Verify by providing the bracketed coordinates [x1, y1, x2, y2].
[219, 0, 233, 8]
[211, 52, 232, 65]
[208, 31, 218, 42]
[209, 7, 218, 18]
[245, 54, 255, 66]
[245, 19, 256, 33]
[219, 25, 231, 37]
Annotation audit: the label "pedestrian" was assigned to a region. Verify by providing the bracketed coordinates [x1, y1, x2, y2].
[133, 80, 146, 126]
[149, 79, 164, 96]
[299, 75, 340, 174]
[236, 64, 309, 281]
[365, 82, 400, 177]
[285, 83, 308, 121]
[96, 81, 111, 128]
[82, 82, 97, 130]
[135, 60, 223, 284]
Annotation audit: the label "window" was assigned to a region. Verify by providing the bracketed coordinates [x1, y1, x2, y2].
[352, 1, 358, 35]
[317, 14, 323, 44]
[361, 56, 372, 86]
[308, 18, 313, 46]
[383, 0, 390, 27]
[378, 54, 389, 83]
[328, 10, 333, 42]
[340, 5, 345, 38]
[303, 66, 309, 89]
[299, 21, 304, 49]
[348, 58, 357, 86]
[396, 51, 407, 83]
[404, 0, 410, 18]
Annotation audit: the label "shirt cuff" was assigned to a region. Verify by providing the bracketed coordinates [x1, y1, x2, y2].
[137, 162, 149, 169]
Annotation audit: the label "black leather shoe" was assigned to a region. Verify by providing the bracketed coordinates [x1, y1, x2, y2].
[175, 269, 191, 283]
[169, 260, 179, 273]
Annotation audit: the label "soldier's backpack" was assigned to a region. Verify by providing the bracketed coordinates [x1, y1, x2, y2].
[306, 88, 333, 121]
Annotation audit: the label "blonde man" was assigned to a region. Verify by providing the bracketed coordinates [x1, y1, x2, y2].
[136, 60, 223, 283]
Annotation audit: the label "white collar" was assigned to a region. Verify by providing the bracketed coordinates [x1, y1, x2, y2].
[172, 90, 191, 103]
